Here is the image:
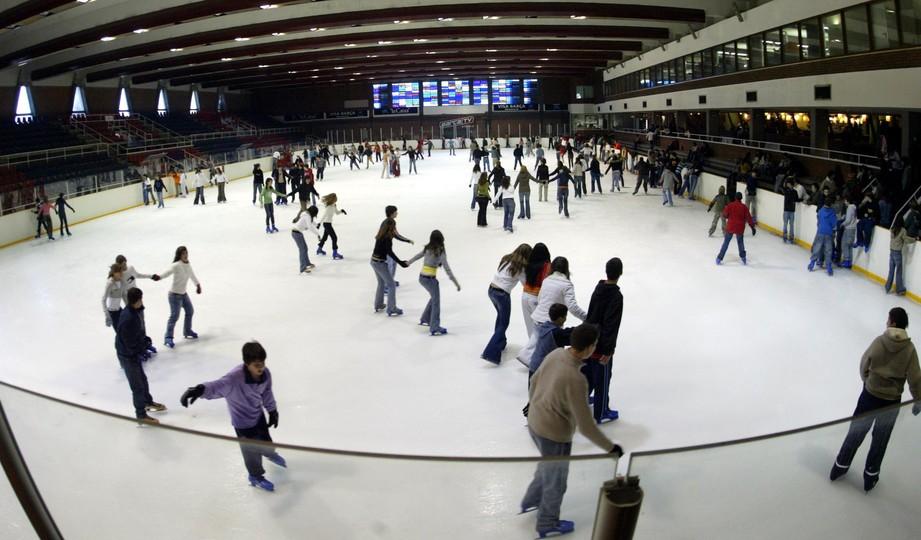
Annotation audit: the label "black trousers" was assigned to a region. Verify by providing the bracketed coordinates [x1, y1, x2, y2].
[194, 186, 205, 204]
[834, 388, 900, 476]
[581, 360, 613, 422]
[234, 414, 277, 478]
[117, 354, 153, 419]
[264, 204, 275, 228]
[632, 175, 648, 194]
[476, 197, 489, 226]
[319, 223, 338, 250]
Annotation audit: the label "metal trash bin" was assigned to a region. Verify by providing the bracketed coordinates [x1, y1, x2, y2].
[592, 476, 643, 540]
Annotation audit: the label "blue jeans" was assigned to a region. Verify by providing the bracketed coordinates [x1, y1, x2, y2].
[885, 250, 905, 293]
[371, 260, 397, 312]
[503, 197, 516, 231]
[573, 176, 584, 198]
[834, 388, 900, 477]
[688, 174, 699, 198]
[662, 187, 673, 206]
[419, 275, 441, 329]
[811, 234, 834, 269]
[557, 189, 569, 217]
[518, 191, 531, 219]
[842, 228, 856, 263]
[521, 429, 571, 531]
[482, 155, 491, 171]
[717, 233, 746, 261]
[857, 218, 875, 247]
[117, 354, 153, 419]
[156, 191, 164, 208]
[782, 211, 795, 241]
[165, 292, 194, 340]
[482, 287, 511, 362]
[610, 170, 622, 191]
[292, 231, 311, 272]
[471, 184, 477, 209]
[590, 171, 602, 193]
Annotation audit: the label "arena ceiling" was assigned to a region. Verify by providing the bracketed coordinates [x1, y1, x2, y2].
[0, 0, 753, 90]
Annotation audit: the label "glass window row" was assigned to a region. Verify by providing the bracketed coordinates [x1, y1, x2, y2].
[604, 0, 921, 97]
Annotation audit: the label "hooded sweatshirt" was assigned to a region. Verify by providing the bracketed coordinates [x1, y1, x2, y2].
[816, 205, 838, 236]
[860, 327, 921, 402]
[529, 320, 573, 373]
[202, 364, 277, 429]
[585, 281, 623, 357]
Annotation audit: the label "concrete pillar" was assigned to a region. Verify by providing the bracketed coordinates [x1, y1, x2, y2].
[811, 108, 829, 149]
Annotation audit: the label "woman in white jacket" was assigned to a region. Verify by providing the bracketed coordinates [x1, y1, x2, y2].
[156, 245, 202, 348]
[517, 257, 587, 365]
[102, 263, 125, 331]
[316, 193, 347, 259]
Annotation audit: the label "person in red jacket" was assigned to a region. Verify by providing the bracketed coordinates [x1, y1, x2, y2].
[716, 192, 757, 265]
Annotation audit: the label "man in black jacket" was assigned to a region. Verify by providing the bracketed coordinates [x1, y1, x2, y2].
[513, 144, 523, 170]
[488, 161, 507, 206]
[782, 179, 800, 244]
[582, 258, 624, 424]
[633, 157, 650, 195]
[116, 287, 165, 423]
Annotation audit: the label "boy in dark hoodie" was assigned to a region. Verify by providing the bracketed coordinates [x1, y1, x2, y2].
[180, 341, 284, 492]
[582, 258, 624, 424]
[830, 307, 921, 492]
[808, 195, 838, 276]
[522, 303, 573, 418]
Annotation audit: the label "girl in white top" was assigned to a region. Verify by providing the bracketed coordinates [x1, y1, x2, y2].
[481, 243, 532, 364]
[156, 246, 201, 348]
[115, 254, 152, 288]
[215, 167, 227, 203]
[292, 206, 321, 273]
[381, 149, 392, 179]
[102, 263, 126, 331]
[492, 177, 517, 233]
[518, 256, 587, 364]
[179, 170, 189, 197]
[469, 162, 482, 210]
[316, 193, 347, 259]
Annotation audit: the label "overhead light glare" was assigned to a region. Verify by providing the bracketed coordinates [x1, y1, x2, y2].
[271, 32, 286, 36]
[344, 43, 356, 47]
[570, 15, 587, 20]
[169, 48, 183, 52]
[133, 29, 148, 34]
[378, 40, 393, 44]
[437, 17, 453, 21]
[547, 48, 558, 52]
[258, 64, 269, 68]
[334, 66, 343, 69]
[288, 70, 297, 74]
[234, 37, 250, 41]
[485, 49, 498, 52]
[221, 57, 233, 61]
[394, 20, 409, 24]
[259, 4, 278, 9]
[100, 36, 115, 42]
[414, 38, 428, 42]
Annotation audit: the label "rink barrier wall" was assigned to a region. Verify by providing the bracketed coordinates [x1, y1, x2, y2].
[693, 171, 921, 303]
[0, 157, 274, 250]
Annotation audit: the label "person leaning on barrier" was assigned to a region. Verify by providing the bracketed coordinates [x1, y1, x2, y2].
[830, 307, 921, 492]
[521, 323, 624, 538]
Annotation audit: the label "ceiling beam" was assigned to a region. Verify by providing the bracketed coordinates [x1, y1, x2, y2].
[38, 24, 664, 81]
[0, 0, 70, 31]
[1, 2, 702, 68]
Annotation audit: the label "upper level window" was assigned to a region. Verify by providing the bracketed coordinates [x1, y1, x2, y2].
[71, 86, 87, 117]
[189, 89, 200, 115]
[118, 87, 131, 118]
[822, 13, 845, 56]
[902, 0, 921, 45]
[869, 0, 899, 50]
[844, 5, 871, 53]
[156, 88, 168, 116]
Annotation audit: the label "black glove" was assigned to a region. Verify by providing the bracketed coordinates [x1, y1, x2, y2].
[180, 384, 205, 407]
[145, 336, 152, 347]
[196, 284, 202, 295]
[610, 444, 625, 458]
[913, 403, 921, 416]
[341, 209, 347, 215]
[751, 227, 757, 236]
[152, 274, 161, 281]
[398, 260, 409, 268]
[268, 410, 279, 428]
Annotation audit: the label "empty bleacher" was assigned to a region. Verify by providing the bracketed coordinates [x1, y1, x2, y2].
[141, 113, 211, 135]
[0, 120, 84, 156]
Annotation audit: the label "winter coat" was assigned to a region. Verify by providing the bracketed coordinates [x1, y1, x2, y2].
[816, 206, 837, 236]
[532, 272, 588, 323]
[722, 200, 755, 235]
[585, 281, 623, 357]
[860, 327, 921, 401]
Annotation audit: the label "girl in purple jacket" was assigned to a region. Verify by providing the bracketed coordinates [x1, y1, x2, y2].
[180, 341, 284, 492]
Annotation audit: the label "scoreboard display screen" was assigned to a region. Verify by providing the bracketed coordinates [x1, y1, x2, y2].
[491, 79, 523, 105]
[440, 80, 469, 105]
[472, 79, 489, 105]
[372, 83, 391, 110]
[523, 79, 539, 104]
[391, 82, 420, 108]
[422, 81, 439, 106]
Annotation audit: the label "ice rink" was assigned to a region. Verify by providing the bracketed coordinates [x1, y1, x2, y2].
[1, 148, 920, 539]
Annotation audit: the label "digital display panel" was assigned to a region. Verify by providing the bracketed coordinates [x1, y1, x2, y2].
[523, 79, 539, 105]
[372, 83, 389, 110]
[422, 81, 439, 106]
[472, 79, 489, 105]
[439, 80, 469, 105]
[391, 81, 419, 108]
[491, 79, 523, 105]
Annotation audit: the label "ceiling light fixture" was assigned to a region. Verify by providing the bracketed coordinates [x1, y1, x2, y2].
[133, 29, 148, 34]
[344, 43, 356, 47]
[366, 54, 378, 58]
[546, 48, 558, 52]
[437, 17, 453, 21]
[441, 67, 450, 70]
[100, 36, 115, 41]
[310, 68, 319, 72]
[482, 15, 500, 20]
[485, 49, 498, 52]
[259, 4, 278, 9]
[169, 48, 183, 52]
[353, 72, 362, 75]
[288, 70, 297, 74]
[435, 60, 445, 63]
[334, 66, 343, 69]
[570, 15, 587, 20]
[413, 38, 428, 42]
[258, 64, 269, 68]
[378, 40, 393, 44]
[539, 58, 549, 61]
[393, 20, 409, 24]
[425, 51, 437, 55]
[311, 75, 318, 78]
[234, 37, 250, 41]
[271, 32, 285, 36]
[221, 57, 233, 61]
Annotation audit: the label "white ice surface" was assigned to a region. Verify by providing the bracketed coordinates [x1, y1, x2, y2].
[0, 150, 918, 456]
[2, 150, 921, 539]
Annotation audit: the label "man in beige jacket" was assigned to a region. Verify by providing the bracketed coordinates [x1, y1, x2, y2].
[521, 324, 623, 538]
[830, 307, 921, 492]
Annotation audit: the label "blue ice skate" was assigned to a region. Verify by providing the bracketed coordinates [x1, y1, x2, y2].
[248, 475, 274, 492]
[538, 520, 574, 538]
[266, 453, 287, 468]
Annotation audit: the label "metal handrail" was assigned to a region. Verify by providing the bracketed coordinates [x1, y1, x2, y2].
[612, 127, 880, 169]
[0, 143, 111, 166]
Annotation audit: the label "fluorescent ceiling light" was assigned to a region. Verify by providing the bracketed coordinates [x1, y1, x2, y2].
[378, 40, 393, 44]
[288, 70, 297, 74]
[414, 38, 428, 42]
[437, 17, 453, 21]
[394, 20, 409, 24]
[334, 66, 343, 69]
[570, 15, 587, 20]
[221, 57, 233, 61]
[100, 36, 115, 41]
[169, 48, 183, 52]
[234, 37, 250, 41]
[344, 43, 356, 47]
[435, 60, 445, 63]
[485, 49, 498, 52]
[539, 58, 549, 61]
[258, 64, 269, 68]
[547, 48, 558, 51]
[271, 32, 285, 36]
[133, 29, 148, 34]
[259, 4, 278, 9]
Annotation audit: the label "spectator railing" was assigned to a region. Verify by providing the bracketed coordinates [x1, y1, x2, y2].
[612, 127, 880, 170]
[0, 143, 112, 167]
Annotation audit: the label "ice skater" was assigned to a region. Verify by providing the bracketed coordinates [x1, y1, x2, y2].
[103, 263, 126, 331]
[536, 158, 550, 203]
[518, 257, 588, 365]
[469, 163, 482, 210]
[316, 193, 347, 260]
[260, 178, 283, 233]
[34, 197, 54, 240]
[514, 165, 536, 219]
[54, 193, 75, 237]
[289, 175, 321, 222]
[522, 303, 572, 416]
[521, 323, 623, 537]
[582, 257, 623, 424]
[371, 218, 410, 316]
[384, 205, 414, 291]
[481, 243, 532, 365]
[808, 196, 838, 276]
[115, 287, 165, 424]
[716, 193, 757, 265]
[493, 177, 517, 233]
[273, 170, 288, 205]
[252, 164, 264, 205]
[520, 243, 552, 341]
[549, 165, 577, 218]
[291, 206, 321, 274]
[193, 168, 206, 205]
[155, 245, 201, 348]
[153, 177, 166, 208]
[215, 167, 227, 203]
[707, 186, 729, 237]
[474, 174, 491, 227]
[829, 307, 920, 492]
[180, 341, 285, 492]
[883, 217, 917, 295]
[603, 153, 624, 192]
[406, 230, 461, 336]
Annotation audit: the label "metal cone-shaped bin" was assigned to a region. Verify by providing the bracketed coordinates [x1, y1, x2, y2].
[592, 475, 643, 540]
